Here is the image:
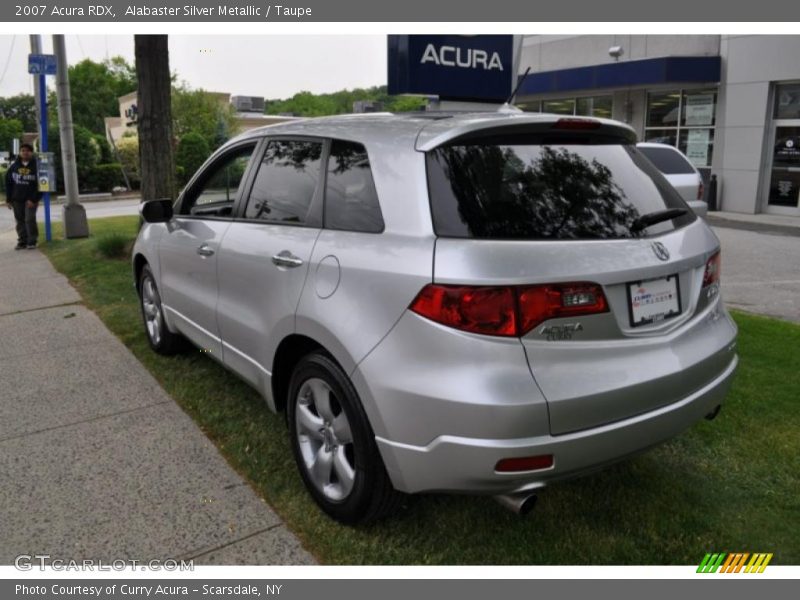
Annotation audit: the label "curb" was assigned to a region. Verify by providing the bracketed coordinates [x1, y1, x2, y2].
[706, 215, 800, 237]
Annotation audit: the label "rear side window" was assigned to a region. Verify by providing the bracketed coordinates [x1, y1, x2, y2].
[244, 140, 323, 225]
[426, 142, 694, 240]
[638, 146, 695, 175]
[324, 140, 384, 233]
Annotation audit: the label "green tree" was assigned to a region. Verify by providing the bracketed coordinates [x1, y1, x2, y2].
[47, 56, 137, 135]
[172, 84, 238, 151]
[47, 124, 100, 192]
[264, 85, 425, 117]
[0, 95, 38, 131]
[93, 133, 114, 164]
[175, 131, 210, 184]
[0, 118, 24, 153]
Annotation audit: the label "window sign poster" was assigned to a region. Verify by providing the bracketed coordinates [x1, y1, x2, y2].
[684, 93, 715, 126]
[686, 129, 710, 166]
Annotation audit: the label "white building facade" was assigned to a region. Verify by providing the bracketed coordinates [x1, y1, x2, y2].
[517, 35, 800, 216]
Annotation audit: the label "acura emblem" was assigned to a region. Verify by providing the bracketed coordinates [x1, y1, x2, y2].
[651, 242, 670, 261]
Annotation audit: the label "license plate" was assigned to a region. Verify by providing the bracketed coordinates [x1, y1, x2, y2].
[626, 274, 682, 327]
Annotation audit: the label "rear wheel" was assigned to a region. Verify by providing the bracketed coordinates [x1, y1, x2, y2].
[138, 264, 184, 355]
[287, 351, 401, 524]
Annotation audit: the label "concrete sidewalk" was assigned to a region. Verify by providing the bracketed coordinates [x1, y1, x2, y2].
[0, 230, 315, 566]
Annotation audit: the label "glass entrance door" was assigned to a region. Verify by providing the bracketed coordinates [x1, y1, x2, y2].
[765, 83, 800, 215]
[767, 125, 800, 210]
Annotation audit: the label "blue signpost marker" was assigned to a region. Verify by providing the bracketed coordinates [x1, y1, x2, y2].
[28, 53, 57, 242]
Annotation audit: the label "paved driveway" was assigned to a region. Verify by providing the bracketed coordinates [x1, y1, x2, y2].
[714, 226, 800, 323]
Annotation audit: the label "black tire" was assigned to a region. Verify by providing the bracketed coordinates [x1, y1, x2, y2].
[287, 351, 402, 524]
[138, 264, 184, 355]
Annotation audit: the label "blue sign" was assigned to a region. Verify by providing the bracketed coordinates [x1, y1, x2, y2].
[28, 54, 57, 75]
[388, 35, 515, 103]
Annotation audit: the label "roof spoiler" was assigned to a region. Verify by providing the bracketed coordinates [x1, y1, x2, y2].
[415, 115, 637, 151]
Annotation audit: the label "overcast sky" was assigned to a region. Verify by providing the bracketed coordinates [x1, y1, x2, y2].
[0, 35, 388, 99]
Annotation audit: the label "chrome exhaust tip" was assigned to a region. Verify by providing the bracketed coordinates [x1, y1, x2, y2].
[494, 492, 538, 516]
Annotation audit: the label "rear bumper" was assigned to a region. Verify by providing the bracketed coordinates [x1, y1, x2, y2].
[375, 353, 737, 494]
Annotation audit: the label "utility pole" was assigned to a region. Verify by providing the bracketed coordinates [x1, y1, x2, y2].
[29, 35, 43, 125]
[52, 34, 89, 238]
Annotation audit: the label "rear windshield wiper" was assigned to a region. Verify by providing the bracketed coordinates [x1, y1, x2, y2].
[631, 208, 688, 234]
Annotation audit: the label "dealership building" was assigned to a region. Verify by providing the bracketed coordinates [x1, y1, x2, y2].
[390, 35, 800, 217]
[514, 35, 800, 217]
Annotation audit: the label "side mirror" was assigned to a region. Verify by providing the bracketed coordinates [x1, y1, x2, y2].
[140, 199, 174, 223]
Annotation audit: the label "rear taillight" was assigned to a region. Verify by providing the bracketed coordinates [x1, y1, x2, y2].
[702, 251, 721, 287]
[517, 283, 607, 333]
[697, 180, 705, 200]
[408, 285, 517, 337]
[409, 282, 608, 337]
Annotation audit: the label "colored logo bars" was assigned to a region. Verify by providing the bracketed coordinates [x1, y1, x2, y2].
[697, 552, 773, 573]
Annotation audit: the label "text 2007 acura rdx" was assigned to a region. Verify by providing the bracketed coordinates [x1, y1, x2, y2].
[132, 111, 738, 523]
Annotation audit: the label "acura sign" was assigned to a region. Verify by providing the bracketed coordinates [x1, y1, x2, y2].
[388, 35, 516, 102]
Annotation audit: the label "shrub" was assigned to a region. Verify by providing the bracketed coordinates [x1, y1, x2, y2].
[85, 163, 126, 193]
[176, 131, 210, 184]
[116, 135, 140, 188]
[94, 231, 129, 259]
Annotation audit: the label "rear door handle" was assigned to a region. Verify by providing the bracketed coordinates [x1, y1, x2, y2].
[197, 243, 215, 257]
[272, 250, 303, 268]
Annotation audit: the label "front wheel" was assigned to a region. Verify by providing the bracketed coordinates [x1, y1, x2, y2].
[138, 264, 184, 355]
[287, 351, 401, 524]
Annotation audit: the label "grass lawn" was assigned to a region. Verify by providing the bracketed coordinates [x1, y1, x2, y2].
[41, 215, 800, 565]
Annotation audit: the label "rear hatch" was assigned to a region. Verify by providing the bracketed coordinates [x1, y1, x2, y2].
[422, 114, 723, 435]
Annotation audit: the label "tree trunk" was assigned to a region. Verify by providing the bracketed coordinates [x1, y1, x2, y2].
[134, 35, 175, 201]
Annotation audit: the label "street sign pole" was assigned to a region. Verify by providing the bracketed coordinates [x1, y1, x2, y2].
[28, 47, 56, 242]
[38, 71, 51, 242]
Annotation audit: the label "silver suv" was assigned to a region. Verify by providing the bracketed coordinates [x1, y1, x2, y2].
[133, 112, 738, 523]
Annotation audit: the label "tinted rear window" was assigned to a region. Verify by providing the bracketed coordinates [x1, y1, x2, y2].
[426, 143, 694, 240]
[638, 146, 696, 175]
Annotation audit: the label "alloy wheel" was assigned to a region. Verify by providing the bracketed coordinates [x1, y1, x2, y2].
[141, 276, 162, 346]
[294, 377, 356, 502]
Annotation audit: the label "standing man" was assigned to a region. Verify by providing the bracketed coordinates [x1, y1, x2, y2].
[4, 144, 42, 249]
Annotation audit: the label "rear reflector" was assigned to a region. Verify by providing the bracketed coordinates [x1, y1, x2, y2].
[495, 454, 554, 473]
[552, 117, 602, 130]
[409, 282, 608, 337]
[702, 251, 721, 287]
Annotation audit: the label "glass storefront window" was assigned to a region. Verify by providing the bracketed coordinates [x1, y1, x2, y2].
[533, 95, 613, 117]
[679, 129, 715, 168]
[645, 88, 717, 169]
[646, 92, 681, 128]
[577, 96, 613, 119]
[774, 83, 800, 119]
[542, 98, 576, 115]
[681, 90, 717, 127]
[518, 100, 542, 113]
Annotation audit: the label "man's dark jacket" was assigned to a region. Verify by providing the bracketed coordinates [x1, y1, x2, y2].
[4, 157, 43, 203]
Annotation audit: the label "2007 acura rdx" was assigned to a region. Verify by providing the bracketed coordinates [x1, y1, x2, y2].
[132, 111, 738, 523]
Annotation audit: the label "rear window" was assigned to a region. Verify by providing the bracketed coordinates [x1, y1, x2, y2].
[426, 142, 695, 240]
[638, 145, 696, 175]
